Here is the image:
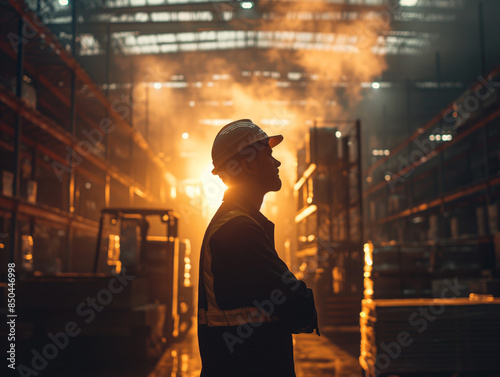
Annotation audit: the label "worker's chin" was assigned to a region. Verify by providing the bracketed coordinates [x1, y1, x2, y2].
[270, 178, 282, 192]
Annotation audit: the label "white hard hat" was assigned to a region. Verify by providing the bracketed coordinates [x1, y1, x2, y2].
[211, 119, 283, 174]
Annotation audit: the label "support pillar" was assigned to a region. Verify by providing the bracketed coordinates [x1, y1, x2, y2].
[10, 16, 25, 264]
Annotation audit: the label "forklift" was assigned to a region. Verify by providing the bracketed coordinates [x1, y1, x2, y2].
[16, 208, 194, 365]
[93, 208, 194, 344]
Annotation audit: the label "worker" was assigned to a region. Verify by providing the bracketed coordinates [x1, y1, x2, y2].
[198, 119, 319, 377]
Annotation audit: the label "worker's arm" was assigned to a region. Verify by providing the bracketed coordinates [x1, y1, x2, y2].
[210, 216, 319, 335]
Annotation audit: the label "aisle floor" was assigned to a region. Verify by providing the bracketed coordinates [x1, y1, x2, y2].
[148, 326, 362, 377]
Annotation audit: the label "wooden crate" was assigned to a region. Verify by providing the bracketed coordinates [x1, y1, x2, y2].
[360, 298, 500, 377]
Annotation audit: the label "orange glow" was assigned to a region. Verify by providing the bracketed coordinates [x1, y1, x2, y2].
[172, 238, 180, 338]
[363, 242, 373, 267]
[134, 187, 146, 198]
[363, 243, 374, 299]
[200, 164, 225, 215]
[116, 0, 390, 271]
[294, 163, 316, 191]
[418, 203, 428, 211]
[107, 234, 122, 274]
[294, 204, 317, 223]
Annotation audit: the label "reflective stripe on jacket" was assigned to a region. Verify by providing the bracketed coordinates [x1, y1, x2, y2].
[198, 208, 279, 326]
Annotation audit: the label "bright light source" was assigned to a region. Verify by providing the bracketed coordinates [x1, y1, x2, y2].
[384, 149, 390, 156]
[153, 82, 162, 89]
[384, 174, 391, 181]
[59, 0, 69, 5]
[400, 0, 418, 5]
[335, 131, 342, 138]
[241, 2, 254, 9]
[182, 132, 189, 139]
[371, 82, 381, 89]
[442, 134, 453, 141]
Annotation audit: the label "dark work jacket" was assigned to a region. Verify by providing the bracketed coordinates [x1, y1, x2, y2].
[198, 190, 319, 377]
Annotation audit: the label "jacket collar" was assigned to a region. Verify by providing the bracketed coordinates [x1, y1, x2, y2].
[222, 189, 275, 248]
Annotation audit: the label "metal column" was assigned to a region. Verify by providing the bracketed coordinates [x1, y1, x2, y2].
[10, 16, 25, 264]
[356, 119, 363, 243]
[66, 0, 78, 271]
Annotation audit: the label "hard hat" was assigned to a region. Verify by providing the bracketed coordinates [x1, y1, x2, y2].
[211, 119, 283, 174]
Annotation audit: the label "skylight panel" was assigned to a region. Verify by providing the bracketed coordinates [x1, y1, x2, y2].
[157, 34, 177, 43]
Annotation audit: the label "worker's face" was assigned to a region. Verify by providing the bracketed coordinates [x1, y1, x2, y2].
[252, 143, 282, 193]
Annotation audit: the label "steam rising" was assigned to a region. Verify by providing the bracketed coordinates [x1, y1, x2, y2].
[112, 1, 390, 256]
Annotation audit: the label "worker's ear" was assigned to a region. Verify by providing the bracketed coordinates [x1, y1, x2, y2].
[239, 145, 260, 175]
[236, 158, 251, 178]
[239, 152, 260, 177]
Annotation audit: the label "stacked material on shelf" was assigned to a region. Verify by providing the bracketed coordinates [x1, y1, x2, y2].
[360, 297, 500, 377]
[364, 243, 433, 299]
[364, 242, 493, 300]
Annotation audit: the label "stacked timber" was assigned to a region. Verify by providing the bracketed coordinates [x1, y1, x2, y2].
[359, 298, 500, 377]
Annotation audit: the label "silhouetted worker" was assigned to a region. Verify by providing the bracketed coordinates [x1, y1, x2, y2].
[198, 119, 319, 377]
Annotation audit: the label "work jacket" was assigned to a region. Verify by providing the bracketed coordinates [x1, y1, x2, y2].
[198, 190, 319, 377]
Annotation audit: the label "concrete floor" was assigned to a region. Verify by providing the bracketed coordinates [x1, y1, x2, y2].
[148, 326, 362, 377]
[15, 321, 361, 377]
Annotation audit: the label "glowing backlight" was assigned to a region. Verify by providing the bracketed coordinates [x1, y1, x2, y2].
[363, 242, 373, 267]
[200, 165, 225, 214]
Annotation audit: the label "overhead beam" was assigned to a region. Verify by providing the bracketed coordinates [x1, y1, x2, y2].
[49, 1, 389, 18]
[6, 0, 170, 185]
[48, 18, 373, 35]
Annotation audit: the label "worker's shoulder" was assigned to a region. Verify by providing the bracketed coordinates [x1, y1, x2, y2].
[209, 208, 263, 237]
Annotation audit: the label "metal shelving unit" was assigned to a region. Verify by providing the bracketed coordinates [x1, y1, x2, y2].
[364, 65, 500, 248]
[0, 0, 174, 274]
[293, 121, 364, 330]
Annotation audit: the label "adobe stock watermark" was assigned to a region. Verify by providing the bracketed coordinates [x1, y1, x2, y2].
[51, 95, 131, 182]
[7, 5, 55, 54]
[16, 271, 135, 377]
[385, 72, 500, 192]
[356, 0, 406, 50]
[200, 121, 287, 204]
[212, 2, 236, 22]
[384, 132, 436, 192]
[442, 73, 500, 124]
[365, 278, 468, 377]
[222, 270, 306, 354]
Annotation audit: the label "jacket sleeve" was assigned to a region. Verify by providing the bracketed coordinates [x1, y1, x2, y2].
[210, 216, 319, 335]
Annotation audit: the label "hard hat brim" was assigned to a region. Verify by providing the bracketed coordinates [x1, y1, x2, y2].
[268, 134, 284, 149]
[212, 134, 284, 175]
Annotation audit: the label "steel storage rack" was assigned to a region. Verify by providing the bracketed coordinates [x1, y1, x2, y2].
[360, 66, 500, 377]
[0, 1, 186, 368]
[364, 65, 500, 255]
[293, 121, 364, 331]
[0, 0, 174, 274]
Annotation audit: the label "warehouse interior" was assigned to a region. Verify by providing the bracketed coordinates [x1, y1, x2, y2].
[1, 0, 500, 376]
